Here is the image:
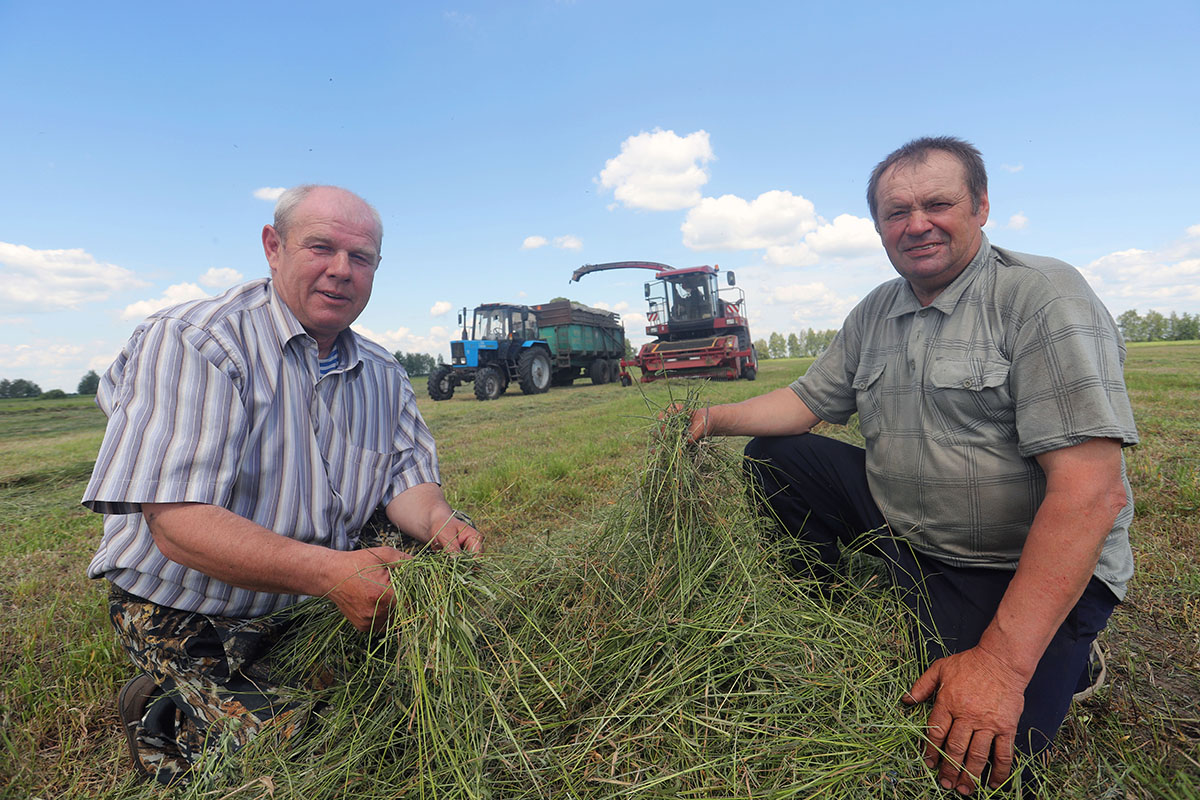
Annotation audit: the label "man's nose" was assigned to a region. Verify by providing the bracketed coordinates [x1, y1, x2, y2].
[905, 210, 934, 236]
[326, 250, 352, 278]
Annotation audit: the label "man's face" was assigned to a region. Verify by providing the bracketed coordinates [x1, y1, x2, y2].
[262, 188, 381, 353]
[874, 150, 989, 304]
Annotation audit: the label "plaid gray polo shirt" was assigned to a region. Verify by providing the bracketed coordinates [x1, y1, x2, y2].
[792, 234, 1138, 598]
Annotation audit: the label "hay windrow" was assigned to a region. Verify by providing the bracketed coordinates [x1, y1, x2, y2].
[176, 391, 975, 799]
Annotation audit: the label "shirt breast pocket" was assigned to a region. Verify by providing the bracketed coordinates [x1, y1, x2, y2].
[852, 360, 888, 441]
[926, 357, 1015, 445]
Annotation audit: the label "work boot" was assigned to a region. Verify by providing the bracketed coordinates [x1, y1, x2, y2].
[117, 673, 160, 780]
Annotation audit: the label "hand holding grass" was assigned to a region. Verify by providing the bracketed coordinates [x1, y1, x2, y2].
[904, 643, 1027, 794]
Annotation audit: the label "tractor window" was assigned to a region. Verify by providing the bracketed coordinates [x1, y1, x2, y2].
[475, 310, 509, 340]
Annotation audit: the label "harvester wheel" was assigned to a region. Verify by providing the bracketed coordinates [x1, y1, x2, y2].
[518, 349, 552, 394]
[619, 373, 632, 387]
[742, 364, 757, 381]
[589, 358, 610, 385]
[474, 366, 504, 401]
[427, 365, 456, 401]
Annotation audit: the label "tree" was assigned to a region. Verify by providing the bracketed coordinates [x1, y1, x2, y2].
[0, 378, 42, 398]
[768, 332, 787, 359]
[40, 389, 67, 400]
[78, 370, 101, 395]
[624, 338, 634, 358]
[1116, 309, 1144, 342]
[393, 351, 437, 377]
[753, 339, 769, 359]
[787, 333, 801, 358]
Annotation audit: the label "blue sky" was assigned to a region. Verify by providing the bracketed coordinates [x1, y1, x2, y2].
[3, 0, 1198, 392]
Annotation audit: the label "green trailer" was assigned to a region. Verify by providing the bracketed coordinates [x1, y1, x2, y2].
[531, 300, 626, 386]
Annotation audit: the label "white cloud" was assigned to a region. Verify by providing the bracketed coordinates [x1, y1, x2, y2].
[553, 235, 583, 251]
[599, 129, 714, 211]
[682, 190, 819, 251]
[430, 300, 453, 316]
[1082, 228, 1200, 314]
[1007, 212, 1028, 230]
[763, 214, 882, 266]
[999, 164, 1024, 173]
[0, 241, 148, 311]
[522, 236, 548, 250]
[253, 187, 286, 202]
[353, 323, 452, 356]
[199, 267, 244, 288]
[120, 283, 210, 321]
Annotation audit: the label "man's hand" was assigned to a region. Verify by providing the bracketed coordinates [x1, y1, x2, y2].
[661, 401, 709, 443]
[428, 511, 484, 554]
[325, 546, 411, 632]
[903, 645, 1029, 794]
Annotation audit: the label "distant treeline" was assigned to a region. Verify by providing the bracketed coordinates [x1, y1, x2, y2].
[753, 329, 839, 360]
[1116, 309, 1200, 342]
[394, 351, 443, 377]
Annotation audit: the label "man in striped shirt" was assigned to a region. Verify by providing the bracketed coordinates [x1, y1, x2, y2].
[83, 185, 481, 783]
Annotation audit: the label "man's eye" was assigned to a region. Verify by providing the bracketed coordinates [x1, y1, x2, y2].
[351, 253, 373, 267]
[309, 244, 332, 255]
[887, 210, 908, 221]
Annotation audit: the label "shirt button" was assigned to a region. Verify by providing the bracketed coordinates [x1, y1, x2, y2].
[909, 360, 916, 369]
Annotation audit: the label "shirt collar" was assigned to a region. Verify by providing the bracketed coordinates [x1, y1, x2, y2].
[885, 231, 992, 320]
[264, 279, 363, 370]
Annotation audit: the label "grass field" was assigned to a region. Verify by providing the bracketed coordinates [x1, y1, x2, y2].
[1, 343, 1197, 798]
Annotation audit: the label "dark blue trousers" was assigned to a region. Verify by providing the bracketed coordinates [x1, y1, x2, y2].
[743, 434, 1117, 761]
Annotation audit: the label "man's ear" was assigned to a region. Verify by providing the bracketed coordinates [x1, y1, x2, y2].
[262, 225, 283, 270]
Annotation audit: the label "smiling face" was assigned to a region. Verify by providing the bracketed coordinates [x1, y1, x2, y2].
[874, 150, 989, 305]
[262, 187, 381, 355]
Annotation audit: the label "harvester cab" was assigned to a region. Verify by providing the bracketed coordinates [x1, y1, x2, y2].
[570, 261, 757, 384]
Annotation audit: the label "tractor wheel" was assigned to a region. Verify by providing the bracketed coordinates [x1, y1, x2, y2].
[427, 365, 456, 401]
[474, 366, 504, 401]
[518, 349, 552, 394]
[589, 358, 610, 385]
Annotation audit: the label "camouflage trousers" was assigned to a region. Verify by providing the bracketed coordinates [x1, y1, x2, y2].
[108, 512, 418, 784]
[109, 585, 335, 785]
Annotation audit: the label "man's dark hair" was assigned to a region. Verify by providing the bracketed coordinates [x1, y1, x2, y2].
[866, 136, 988, 225]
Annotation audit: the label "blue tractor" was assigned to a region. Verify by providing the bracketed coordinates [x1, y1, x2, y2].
[428, 303, 554, 401]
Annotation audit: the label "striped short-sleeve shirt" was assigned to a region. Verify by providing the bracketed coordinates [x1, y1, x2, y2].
[83, 279, 441, 617]
[791, 234, 1139, 598]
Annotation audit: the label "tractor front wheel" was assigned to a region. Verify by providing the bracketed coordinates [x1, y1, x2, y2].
[474, 366, 504, 401]
[427, 365, 456, 401]
[518, 349, 552, 394]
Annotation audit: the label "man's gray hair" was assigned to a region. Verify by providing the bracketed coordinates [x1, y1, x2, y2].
[866, 136, 988, 225]
[273, 184, 383, 248]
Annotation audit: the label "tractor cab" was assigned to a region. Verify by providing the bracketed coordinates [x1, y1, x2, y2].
[463, 304, 540, 342]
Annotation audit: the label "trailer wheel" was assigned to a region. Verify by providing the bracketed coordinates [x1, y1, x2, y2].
[474, 366, 504, 401]
[589, 358, 610, 385]
[518, 349, 552, 394]
[427, 365, 456, 401]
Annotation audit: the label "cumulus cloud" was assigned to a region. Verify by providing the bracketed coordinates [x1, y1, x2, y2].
[0, 241, 148, 311]
[120, 283, 210, 321]
[199, 267, 244, 288]
[0, 340, 84, 371]
[1007, 212, 1028, 230]
[522, 236, 548, 250]
[554, 235, 583, 251]
[599, 129, 714, 211]
[353, 323, 453, 356]
[999, 164, 1024, 173]
[682, 190, 819, 252]
[430, 301, 453, 316]
[253, 187, 286, 202]
[763, 214, 881, 267]
[1082, 228, 1200, 311]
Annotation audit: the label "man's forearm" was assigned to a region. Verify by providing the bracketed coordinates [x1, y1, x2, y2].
[700, 386, 821, 439]
[142, 502, 342, 597]
[977, 439, 1127, 679]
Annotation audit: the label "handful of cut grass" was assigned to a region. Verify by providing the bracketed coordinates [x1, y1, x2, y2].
[178, 395, 953, 799]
